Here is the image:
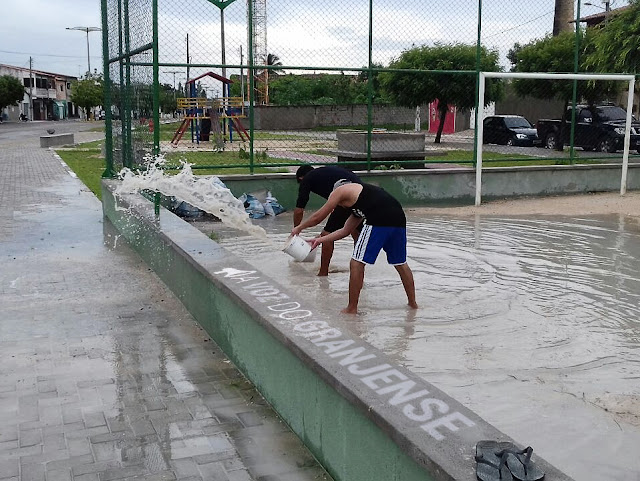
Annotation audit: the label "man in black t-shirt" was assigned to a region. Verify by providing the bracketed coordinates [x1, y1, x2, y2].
[294, 165, 362, 276]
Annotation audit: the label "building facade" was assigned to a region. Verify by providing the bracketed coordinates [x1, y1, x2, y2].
[0, 64, 78, 122]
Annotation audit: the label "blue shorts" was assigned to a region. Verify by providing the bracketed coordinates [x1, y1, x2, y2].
[352, 225, 407, 265]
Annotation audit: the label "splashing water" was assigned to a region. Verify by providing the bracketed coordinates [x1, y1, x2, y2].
[115, 155, 268, 239]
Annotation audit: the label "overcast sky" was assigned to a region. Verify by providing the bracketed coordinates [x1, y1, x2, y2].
[0, 0, 628, 82]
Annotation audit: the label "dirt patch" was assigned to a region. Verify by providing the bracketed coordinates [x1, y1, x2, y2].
[409, 191, 640, 217]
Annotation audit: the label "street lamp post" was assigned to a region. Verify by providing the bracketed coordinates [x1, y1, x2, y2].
[66, 26, 102, 76]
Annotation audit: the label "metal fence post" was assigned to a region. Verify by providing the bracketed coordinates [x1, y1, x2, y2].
[472, 0, 483, 169]
[248, 0, 255, 174]
[101, 0, 114, 178]
[366, 0, 373, 172]
[152, 0, 160, 156]
[569, 0, 582, 164]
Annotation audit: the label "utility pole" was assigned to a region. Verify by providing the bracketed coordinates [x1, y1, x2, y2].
[65, 27, 101, 76]
[29, 57, 33, 121]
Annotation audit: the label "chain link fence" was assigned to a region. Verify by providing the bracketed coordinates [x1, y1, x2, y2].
[101, 0, 639, 176]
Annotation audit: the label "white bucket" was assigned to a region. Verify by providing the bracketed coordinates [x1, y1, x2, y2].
[283, 235, 314, 262]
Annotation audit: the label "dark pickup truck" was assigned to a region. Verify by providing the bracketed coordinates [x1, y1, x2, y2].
[537, 105, 640, 153]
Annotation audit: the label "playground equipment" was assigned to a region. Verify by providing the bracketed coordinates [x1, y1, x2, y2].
[171, 71, 249, 147]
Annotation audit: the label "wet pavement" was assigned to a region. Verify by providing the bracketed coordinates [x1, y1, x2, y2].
[196, 209, 640, 481]
[0, 122, 331, 480]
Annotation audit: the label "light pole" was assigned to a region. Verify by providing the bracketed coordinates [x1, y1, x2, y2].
[585, 1, 610, 12]
[66, 26, 102, 76]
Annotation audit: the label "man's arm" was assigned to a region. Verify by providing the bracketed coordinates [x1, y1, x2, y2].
[293, 208, 304, 227]
[309, 214, 360, 248]
[292, 192, 341, 236]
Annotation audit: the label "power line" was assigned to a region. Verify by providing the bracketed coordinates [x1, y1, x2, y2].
[0, 48, 99, 60]
[485, 10, 555, 40]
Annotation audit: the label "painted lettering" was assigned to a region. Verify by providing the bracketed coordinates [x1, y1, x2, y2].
[330, 346, 376, 366]
[267, 302, 301, 312]
[361, 369, 407, 390]
[303, 328, 342, 343]
[294, 321, 329, 333]
[403, 398, 449, 422]
[214, 268, 256, 278]
[279, 310, 313, 320]
[250, 288, 281, 296]
[242, 281, 270, 289]
[349, 363, 392, 376]
[315, 339, 355, 354]
[256, 293, 289, 303]
[420, 412, 475, 441]
[376, 380, 430, 406]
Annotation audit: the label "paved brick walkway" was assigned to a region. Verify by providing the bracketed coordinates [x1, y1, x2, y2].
[0, 123, 330, 481]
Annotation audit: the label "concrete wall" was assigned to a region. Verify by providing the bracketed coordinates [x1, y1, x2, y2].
[217, 163, 640, 210]
[102, 180, 573, 481]
[247, 104, 428, 131]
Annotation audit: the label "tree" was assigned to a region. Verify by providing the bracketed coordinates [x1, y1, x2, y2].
[511, 31, 619, 150]
[0, 75, 24, 111]
[71, 75, 103, 120]
[266, 53, 283, 79]
[379, 43, 503, 143]
[586, 0, 640, 74]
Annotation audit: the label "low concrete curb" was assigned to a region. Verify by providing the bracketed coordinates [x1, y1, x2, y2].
[40, 133, 74, 147]
[102, 179, 573, 481]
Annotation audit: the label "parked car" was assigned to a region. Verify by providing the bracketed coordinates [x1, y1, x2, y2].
[537, 104, 640, 153]
[483, 115, 540, 146]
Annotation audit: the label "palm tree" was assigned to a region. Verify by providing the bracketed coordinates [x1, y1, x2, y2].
[266, 53, 283, 80]
[553, 0, 575, 36]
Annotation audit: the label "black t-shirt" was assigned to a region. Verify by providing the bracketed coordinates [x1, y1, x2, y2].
[350, 183, 406, 227]
[296, 166, 361, 209]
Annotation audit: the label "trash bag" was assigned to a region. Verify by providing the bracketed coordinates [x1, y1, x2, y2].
[238, 193, 266, 219]
[265, 191, 285, 215]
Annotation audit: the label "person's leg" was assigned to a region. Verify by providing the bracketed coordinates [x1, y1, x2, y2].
[384, 227, 417, 309]
[394, 263, 418, 309]
[319, 207, 352, 277]
[342, 259, 366, 314]
[317, 230, 333, 277]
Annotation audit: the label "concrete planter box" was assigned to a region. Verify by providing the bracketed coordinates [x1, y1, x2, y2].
[335, 130, 428, 169]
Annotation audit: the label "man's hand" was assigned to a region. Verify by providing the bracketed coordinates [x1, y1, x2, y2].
[307, 237, 322, 250]
[291, 226, 303, 237]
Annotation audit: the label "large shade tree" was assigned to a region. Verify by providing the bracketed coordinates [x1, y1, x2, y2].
[380, 43, 503, 143]
[0, 75, 25, 113]
[71, 75, 104, 120]
[511, 30, 619, 150]
[586, 0, 640, 111]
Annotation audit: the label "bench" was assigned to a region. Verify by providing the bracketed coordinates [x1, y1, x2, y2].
[40, 133, 74, 148]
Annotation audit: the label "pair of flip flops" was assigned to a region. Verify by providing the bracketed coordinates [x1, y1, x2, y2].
[476, 441, 545, 481]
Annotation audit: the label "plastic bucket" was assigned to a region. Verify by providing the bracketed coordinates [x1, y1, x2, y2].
[283, 235, 313, 262]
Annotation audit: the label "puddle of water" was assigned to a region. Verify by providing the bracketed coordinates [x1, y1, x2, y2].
[200, 210, 640, 481]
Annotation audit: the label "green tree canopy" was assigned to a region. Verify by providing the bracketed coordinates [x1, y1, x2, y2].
[71, 75, 103, 118]
[379, 43, 503, 143]
[586, 0, 640, 73]
[511, 30, 620, 149]
[0, 75, 25, 111]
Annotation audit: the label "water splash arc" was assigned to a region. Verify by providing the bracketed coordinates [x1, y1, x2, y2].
[115, 158, 268, 240]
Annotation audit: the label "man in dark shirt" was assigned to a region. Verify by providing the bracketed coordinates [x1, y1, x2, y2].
[292, 179, 417, 314]
[294, 165, 362, 276]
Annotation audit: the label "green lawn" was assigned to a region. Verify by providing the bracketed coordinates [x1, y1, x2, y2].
[55, 147, 291, 200]
[56, 149, 105, 199]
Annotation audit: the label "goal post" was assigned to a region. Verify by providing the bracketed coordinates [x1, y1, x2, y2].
[475, 72, 636, 206]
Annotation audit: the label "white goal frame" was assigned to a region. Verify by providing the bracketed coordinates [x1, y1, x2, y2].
[475, 72, 636, 206]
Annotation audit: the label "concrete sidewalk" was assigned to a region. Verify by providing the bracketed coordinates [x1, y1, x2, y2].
[0, 126, 330, 481]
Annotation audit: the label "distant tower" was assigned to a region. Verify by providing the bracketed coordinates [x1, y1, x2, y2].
[553, 0, 574, 36]
[249, 0, 268, 104]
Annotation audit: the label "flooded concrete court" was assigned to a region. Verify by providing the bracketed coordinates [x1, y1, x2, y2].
[195, 207, 640, 481]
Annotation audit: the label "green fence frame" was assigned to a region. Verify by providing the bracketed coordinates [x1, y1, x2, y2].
[100, 0, 639, 177]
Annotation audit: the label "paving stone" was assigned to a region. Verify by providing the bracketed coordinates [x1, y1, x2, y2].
[0, 131, 332, 481]
[0, 459, 19, 478]
[44, 468, 71, 481]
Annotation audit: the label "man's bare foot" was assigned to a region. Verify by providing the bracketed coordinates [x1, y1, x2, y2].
[317, 270, 329, 277]
[408, 302, 418, 309]
[341, 307, 358, 315]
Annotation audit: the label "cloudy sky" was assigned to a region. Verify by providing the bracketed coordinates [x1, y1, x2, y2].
[0, 0, 628, 82]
